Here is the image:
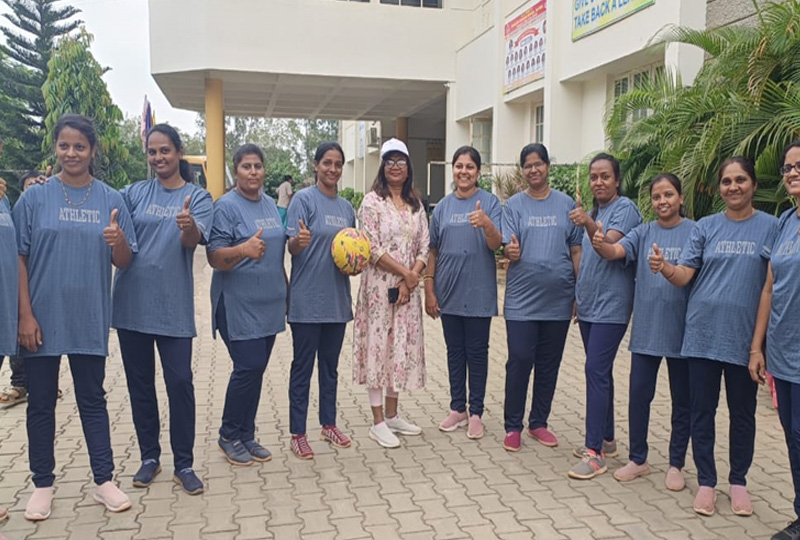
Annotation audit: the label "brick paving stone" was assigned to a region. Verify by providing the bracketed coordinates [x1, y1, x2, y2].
[99, 531, 138, 540]
[0, 251, 791, 539]
[393, 510, 432, 534]
[332, 516, 368, 539]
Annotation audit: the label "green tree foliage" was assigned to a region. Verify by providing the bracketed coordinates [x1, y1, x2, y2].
[339, 187, 364, 211]
[0, 0, 81, 166]
[118, 115, 148, 182]
[606, 0, 800, 220]
[42, 29, 129, 188]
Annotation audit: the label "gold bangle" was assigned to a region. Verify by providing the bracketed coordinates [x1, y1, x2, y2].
[422, 274, 434, 281]
[664, 269, 675, 280]
[240, 245, 245, 258]
[750, 350, 761, 355]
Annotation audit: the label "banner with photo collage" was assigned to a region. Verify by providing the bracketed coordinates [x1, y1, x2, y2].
[504, 0, 547, 95]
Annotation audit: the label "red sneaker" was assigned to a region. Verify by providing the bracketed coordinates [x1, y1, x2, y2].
[290, 434, 314, 460]
[527, 427, 558, 447]
[503, 431, 521, 452]
[321, 425, 352, 448]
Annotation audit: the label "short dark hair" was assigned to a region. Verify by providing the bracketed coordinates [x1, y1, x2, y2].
[53, 114, 98, 176]
[650, 173, 685, 218]
[718, 157, 757, 187]
[313, 141, 345, 164]
[520, 143, 550, 167]
[452, 146, 481, 170]
[54, 114, 97, 149]
[233, 143, 265, 170]
[589, 152, 622, 219]
[146, 123, 192, 182]
[19, 171, 40, 190]
[782, 141, 800, 169]
[282, 174, 293, 183]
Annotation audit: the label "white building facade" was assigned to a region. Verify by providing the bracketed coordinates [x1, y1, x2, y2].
[149, 0, 714, 200]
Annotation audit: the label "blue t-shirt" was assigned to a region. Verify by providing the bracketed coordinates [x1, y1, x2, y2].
[765, 208, 800, 383]
[619, 219, 694, 357]
[208, 190, 287, 341]
[13, 178, 138, 357]
[502, 189, 583, 321]
[679, 210, 778, 366]
[0, 197, 18, 356]
[429, 189, 501, 317]
[285, 185, 356, 323]
[112, 179, 213, 337]
[576, 196, 642, 324]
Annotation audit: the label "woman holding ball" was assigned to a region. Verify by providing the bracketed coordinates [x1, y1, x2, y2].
[285, 142, 356, 460]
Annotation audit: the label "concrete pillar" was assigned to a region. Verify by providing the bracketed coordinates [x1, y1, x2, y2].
[205, 78, 225, 200]
[396, 116, 409, 143]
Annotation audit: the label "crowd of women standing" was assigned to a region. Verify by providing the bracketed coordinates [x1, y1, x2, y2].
[1, 112, 800, 540]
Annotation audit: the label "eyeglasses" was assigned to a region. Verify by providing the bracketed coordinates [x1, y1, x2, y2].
[780, 162, 800, 175]
[385, 159, 408, 169]
[522, 161, 546, 171]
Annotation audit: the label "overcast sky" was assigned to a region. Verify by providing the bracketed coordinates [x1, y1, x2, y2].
[0, 0, 199, 134]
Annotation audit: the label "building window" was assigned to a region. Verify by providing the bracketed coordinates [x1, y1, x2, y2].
[613, 64, 662, 120]
[380, 0, 443, 7]
[471, 119, 492, 167]
[534, 105, 544, 143]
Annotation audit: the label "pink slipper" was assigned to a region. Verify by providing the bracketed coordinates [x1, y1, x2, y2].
[93, 482, 131, 513]
[730, 485, 753, 516]
[664, 467, 685, 492]
[467, 415, 484, 439]
[24, 487, 53, 521]
[693, 486, 716, 516]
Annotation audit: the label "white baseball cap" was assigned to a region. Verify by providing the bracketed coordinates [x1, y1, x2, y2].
[380, 138, 409, 159]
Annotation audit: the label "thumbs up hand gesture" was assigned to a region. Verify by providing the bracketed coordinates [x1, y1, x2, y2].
[569, 198, 590, 228]
[242, 228, 266, 260]
[591, 221, 606, 249]
[104, 208, 125, 248]
[468, 199, 489, 229]
[176, 195, 194, 232]
[649, 243, 665, 274]
[297, 219, 312, 249]
[505, 233, 521, 262]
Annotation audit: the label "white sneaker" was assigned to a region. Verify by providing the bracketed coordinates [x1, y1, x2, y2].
[369, 422, 400, 448]
[385, 415, 422, 436]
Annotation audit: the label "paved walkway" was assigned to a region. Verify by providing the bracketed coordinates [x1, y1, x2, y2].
[0, 251, 794, 539]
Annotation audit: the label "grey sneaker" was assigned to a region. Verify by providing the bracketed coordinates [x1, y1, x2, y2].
[573, 439, 617, 458]
[242, 440, 272, 462]
[218, 437, 254, 466]
[385, 415, 422, 436]
[568, 450, 607, 480]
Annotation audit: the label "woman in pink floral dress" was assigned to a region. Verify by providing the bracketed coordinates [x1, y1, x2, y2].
[353, 138, 430, 449]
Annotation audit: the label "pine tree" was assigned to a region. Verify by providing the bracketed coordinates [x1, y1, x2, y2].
[0, 0, 81, 166]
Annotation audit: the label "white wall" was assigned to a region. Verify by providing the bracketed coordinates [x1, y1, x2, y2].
[455, 28, 497, 121]
[149, 0, 469, 82]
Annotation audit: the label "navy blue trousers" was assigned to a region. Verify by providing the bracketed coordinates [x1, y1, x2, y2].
[504, 320, 570, 433]
[441, 314, 491, 417]
[26, 355, 113, 487]
[628, 353, 690, 467]
[118, 329, 195, 472]
[579, 321, 627, 453]
[775, 377, 800, 518]
[216, 297, 276, 442]
[289, 322, 346, 435]
[0, 355, 26, 388]
[688, 357, 757, 487]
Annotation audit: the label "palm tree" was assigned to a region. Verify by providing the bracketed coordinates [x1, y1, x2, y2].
[606, 0, 800, 220]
